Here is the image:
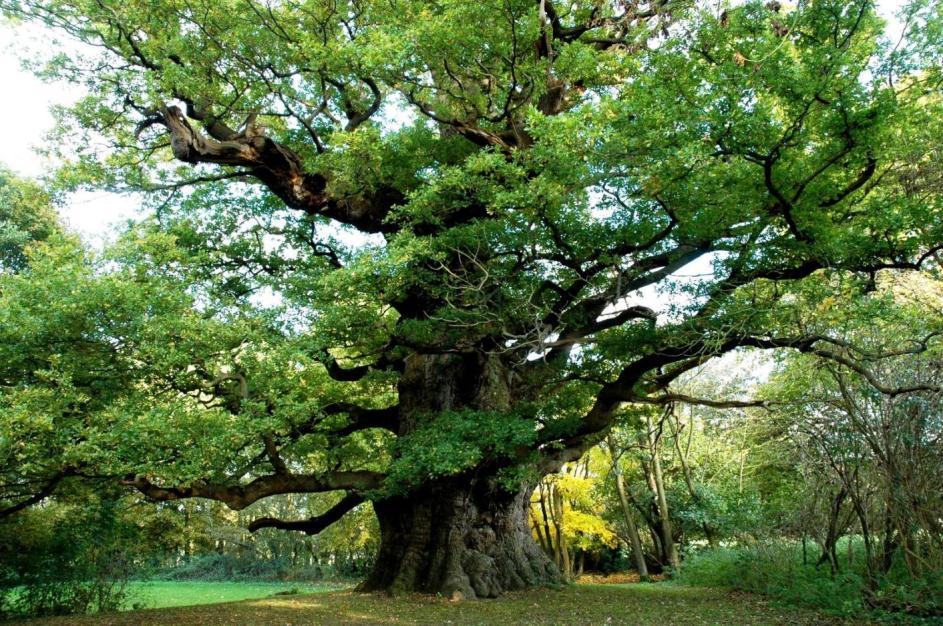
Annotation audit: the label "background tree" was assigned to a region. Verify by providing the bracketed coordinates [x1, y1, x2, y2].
[0, 167, 59, 272]
[1, 0, 942, 598]
[530, 451, 617, 581]
[763, 282, 943, 611]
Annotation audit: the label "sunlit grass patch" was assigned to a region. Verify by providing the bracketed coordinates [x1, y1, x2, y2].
[125, 580, 348, 610]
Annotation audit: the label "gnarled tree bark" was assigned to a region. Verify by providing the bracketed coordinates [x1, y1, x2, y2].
[363, 478, 559, 598]
[357, 351, 561, 597]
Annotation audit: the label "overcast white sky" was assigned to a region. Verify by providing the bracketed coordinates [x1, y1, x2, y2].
[0, 1, 908, 246]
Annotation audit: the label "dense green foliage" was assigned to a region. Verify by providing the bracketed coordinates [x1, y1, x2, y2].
[0, 0, 942, 614]
[0, 490, 137, 618]
[677, 543, 870, 616]
[0, 167, 58, 273]
[1, 0, 940, 511]
[679, 541, 943, 623]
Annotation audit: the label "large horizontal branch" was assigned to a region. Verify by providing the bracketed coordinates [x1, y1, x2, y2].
[691, 251, 942, 341]
[808, 346, 940, 397]
[324, 358, 372, 382]
[322, 403, 400, 437]
[125, 470, 384, 511]
[540, 323, 942, 472]
[248, 492, 364, 535]
[539, 243, 710, 361]
[158, 104, 400, 234]
[251, 404, 399, 477]
[321, 349, 405, 382]
[0, 470, 71, 518]
[537, 333, 822, 471]
[630, 392, 772, 410]
[811, 330, 943, 362]
[281, 403, 399, 443]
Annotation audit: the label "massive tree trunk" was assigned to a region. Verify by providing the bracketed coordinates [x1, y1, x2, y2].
[362, 478, 560, 598]
[359, 352, 560, 597]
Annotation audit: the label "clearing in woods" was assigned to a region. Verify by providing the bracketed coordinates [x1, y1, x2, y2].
[14, 583, 845, 625]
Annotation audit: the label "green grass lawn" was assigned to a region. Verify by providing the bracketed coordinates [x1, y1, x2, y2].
[14, 582, 849, 625]
[124, 580, 346, 610]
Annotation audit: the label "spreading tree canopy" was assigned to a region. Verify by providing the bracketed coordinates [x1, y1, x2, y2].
[1, 0, 942, 597]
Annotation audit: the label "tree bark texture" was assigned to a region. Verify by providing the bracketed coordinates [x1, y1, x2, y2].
[359, 352, 560, 597]
[361, 480, 560, 598]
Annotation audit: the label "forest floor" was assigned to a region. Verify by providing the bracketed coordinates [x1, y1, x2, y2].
[14, 582, 852, 625]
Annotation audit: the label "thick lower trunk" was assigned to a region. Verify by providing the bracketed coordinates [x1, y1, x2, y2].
[364, 352, 558, 597]
[361, 480, 560, 598]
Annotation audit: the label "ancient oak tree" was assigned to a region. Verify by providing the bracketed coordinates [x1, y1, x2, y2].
[2, 0, 942, 598]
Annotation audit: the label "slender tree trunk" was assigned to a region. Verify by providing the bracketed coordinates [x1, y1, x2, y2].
[817, 487, 847, 574]
[670, 413, 716, 548]
[550, 483, 571, 580]
[623, 474, 665, 569]
[531, 510, 549, 554]
[849, 492, 875, 588]
[183, 505, 192, 560]
[538, 483, 555, 559]
[881, 504, 896, 575]
[647, 416, 679, 569]
[738, 451, 746, 495]
[606, 435, 649, 580]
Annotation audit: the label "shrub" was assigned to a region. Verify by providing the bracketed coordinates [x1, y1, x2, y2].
[678, 540, 943, 622]
[677, 542, 864, 617]
[156, 551, 372, 583]
[0, 493, 138, 619]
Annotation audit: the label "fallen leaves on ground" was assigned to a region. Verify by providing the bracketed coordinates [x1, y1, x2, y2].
[576, 572, 667, 584]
